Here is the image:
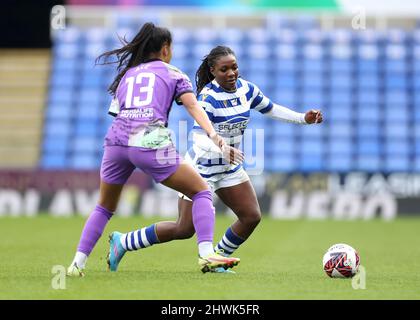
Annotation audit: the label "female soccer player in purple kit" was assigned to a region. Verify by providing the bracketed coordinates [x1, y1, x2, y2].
[67, 24, 241, 277]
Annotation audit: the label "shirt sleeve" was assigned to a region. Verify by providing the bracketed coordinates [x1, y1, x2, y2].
[249, 82, 274, 114]
[173, 71, 194, 105]
[266, 103, 307, 124]
[108, 97, 120, 117]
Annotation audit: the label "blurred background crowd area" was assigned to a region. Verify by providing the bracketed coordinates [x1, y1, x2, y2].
[1, 0, 420, 218]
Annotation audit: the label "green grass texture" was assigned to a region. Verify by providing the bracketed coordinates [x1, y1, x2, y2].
[0, 215, 419, 300]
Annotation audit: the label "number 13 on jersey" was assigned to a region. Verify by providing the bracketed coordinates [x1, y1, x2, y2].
[125, 72, 156, 108]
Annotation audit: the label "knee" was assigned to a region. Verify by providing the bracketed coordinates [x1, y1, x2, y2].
[240, 210, 262, 228]
[97, 202, 116, 214]
[190, 188, 212, 202]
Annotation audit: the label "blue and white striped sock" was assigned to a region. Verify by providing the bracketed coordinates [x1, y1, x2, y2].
[120, 224, 159, 251]
[215, 227, 245, 256]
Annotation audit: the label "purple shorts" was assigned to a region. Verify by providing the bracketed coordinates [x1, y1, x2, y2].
[100, 145, 181, 184]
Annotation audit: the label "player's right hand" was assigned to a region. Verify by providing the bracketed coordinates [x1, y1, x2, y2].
[209, 132, 226, 150]
[221, 145, 244, 165]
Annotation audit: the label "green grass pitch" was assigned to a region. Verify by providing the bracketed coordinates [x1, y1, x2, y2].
[0, 215, 419, 299]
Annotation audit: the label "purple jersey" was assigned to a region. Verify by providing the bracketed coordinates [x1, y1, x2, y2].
[104, 59, 193, 148]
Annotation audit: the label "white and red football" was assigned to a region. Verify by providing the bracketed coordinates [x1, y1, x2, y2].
[322, 243, 360, 278]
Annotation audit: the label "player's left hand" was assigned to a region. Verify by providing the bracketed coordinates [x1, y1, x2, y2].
[304, 109, 323, 124]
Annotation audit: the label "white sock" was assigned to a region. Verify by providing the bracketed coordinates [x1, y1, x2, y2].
[72, 251, 88, 269]
[198, 241, 214, 257]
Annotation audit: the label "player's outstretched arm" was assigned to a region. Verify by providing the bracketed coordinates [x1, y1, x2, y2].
[265, 103, 323, 125]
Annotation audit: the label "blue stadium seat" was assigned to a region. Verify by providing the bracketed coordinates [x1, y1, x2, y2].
[384, 156, 411, 172]
[301, 89, 324, 107]
[49, 88, 73, 104]
[274, 58, 297, 73]
[329, 74, 352, 90]
[327, 154, 353, 172]
[46, 103, 73, 121]
[357, 106, 380, 122]
[217, 28, 245, 44]
[356, 122, 380, 138]
[44, 121, 72, 138]
[385, 90, 408, 105]
[269, 138, 296, 155]
[329, 123, 353, 138]
[357, 139, 381, 155]
[329, 106, 351, 122]
[42, 136, 69, 154]
[192, 44, 215, 59]
[272, 90, 295, 107]
[171, 27, 192, 44]
[80, 72, 104, 88]
[413, 158, 420, 172]
[248, 72, 272, 93]
[301, 58, 324, 73]
[266, 155, 296, 172]
[329, 90, 352, 106]
[41, 153, 68, 169]
[384, 123, 409, 139]
[302, 74, 324, 90]
[328, 138, 352, 154]
[385, 139, 410, 156]
[50, 69, 77, 87]
[356, 155, 381, 171]
[330, 57, 352, 71]
[69, 153, 101, 170]
[72, 137, 100, 153]
[357, 91, 379, 105]
[357, 75, 379, 88]
[356, 60, 379, 73]
[299, 154, 324, 172]
[272, 124, 296, 138]
[301, 139, 324, 155]
[385, 75, 407, 89]
[385, 60, 407, 73]
[75, 120, 99, 137]
[274, 73, 297, 89]
[300, 125, 324, 139]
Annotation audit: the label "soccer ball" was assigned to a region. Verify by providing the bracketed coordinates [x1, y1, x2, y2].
[322, 243, 360, 278]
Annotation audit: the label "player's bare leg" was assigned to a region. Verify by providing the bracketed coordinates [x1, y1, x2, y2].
[214, 180, 261, 256]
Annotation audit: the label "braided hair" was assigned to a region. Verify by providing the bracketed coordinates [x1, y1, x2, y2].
[96, 22, 172, 96]
[195, 45, 236, 95]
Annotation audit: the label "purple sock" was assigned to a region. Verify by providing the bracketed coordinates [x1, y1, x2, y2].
[77, 204, 113, 256]
[191, 190, 215, 244]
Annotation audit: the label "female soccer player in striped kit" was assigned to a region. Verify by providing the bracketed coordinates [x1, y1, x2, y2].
[110, 45, 322, 273]
[66, 25, 241, 276]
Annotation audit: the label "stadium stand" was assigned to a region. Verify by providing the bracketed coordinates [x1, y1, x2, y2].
[0, 49, 50, 167]
[42, 19, 420, 172]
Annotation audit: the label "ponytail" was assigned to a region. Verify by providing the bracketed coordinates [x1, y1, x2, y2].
[96, 22, 172, 96]
[195, 45, 236, 96]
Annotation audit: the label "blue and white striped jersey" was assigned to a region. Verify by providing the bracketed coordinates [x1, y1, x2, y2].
[187, 78, 274, 178]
